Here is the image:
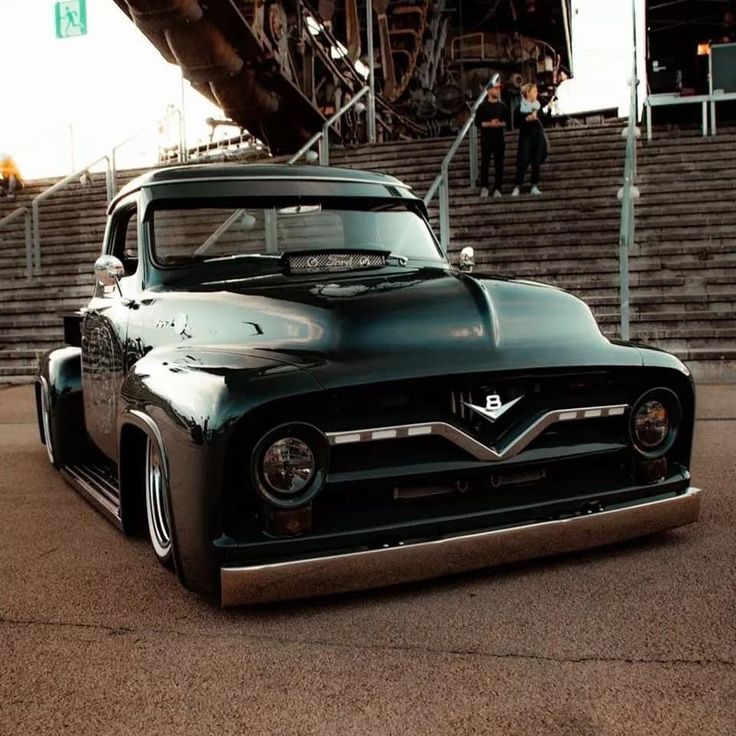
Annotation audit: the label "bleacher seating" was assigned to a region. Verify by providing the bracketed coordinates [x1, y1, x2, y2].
[1, 122, 735, 382]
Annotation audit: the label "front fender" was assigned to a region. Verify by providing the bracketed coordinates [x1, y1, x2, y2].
[117, 345, 322, 601]
[36, 347, 86, 463]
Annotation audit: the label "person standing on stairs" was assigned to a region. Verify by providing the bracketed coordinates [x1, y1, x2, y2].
[512, 83, 547, 197]
[475, 80, 510, 199]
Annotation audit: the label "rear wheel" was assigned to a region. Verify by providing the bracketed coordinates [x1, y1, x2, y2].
[145, 436, 174, 568]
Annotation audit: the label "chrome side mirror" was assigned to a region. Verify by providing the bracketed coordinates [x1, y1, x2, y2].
[94, 254, 124, 290]
[459, 246, 475, 273]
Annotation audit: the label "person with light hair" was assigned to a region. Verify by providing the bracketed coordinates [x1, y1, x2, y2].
[0, 153, 24, 200]
[512, 83, 547, 196]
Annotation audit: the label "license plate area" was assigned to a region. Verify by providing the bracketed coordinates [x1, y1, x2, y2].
[393, 467, 547, 500]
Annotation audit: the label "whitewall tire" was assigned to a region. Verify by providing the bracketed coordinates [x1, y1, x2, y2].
[39, 379, 58, 467]
[145, 436, 174, 567]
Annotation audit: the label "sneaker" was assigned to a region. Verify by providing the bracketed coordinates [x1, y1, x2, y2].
[530, 185, 542, 196]
[511, 187, 520, 197]
[480, 187, 489, 199]
[493, 189, 502, 198]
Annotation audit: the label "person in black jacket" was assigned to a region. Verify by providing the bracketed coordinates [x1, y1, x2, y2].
[475, 80, 511, 198]
[512, 83, 547, 196]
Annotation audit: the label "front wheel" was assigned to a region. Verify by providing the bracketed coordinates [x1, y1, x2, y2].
[145, 436, 174, 568]
[39, 378, 59, 468]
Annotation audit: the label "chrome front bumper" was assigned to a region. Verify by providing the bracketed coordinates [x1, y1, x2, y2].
[220, 487, 701, 606]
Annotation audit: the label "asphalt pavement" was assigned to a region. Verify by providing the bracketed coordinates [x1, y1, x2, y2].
[1, 383, 734, 736]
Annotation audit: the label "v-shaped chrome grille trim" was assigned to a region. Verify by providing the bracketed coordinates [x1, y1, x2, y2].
[325, 404, 629, 462]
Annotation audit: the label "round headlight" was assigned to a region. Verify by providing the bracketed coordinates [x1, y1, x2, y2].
[252, 423, 328, 508]
[630, 388, 682, 458]
[262, 437, 315, 495]
[634, 400, 669, 448]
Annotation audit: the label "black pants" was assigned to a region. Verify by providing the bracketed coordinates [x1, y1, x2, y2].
[515, 134, 544, 187]
[480, 135, 505, 191]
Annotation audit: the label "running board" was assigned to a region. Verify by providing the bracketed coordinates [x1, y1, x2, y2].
[61, 462, 122, 528]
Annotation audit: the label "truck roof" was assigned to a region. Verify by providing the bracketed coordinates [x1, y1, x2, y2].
[109, 163, 415, 214]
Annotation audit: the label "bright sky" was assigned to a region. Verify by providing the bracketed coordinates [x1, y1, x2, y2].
[0, 0, 222, 178]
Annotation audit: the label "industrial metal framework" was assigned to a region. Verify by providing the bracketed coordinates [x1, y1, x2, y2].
[111, 0, 568, 152]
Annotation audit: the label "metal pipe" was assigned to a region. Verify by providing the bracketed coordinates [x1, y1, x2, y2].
[469, 124, 478, 188]
[180, 70, 189, 162]
[109, 151, 116, 201]
[438, 176, 448, 253]
[32, 199, 41, 273]
[24, 209, 32, 278]
[618, 199, 631, 342]
[319, 120, 331, 165]
[618, 41, 639, 342]
[366, 0, 377, 143]
[561, 0, 573, 76]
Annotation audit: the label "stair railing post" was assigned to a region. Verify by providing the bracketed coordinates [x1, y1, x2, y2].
[439, 167, 450, 253]
[32, 199, 41, 274]
[366, 0, 377, 143]
[618, 50, 639, 343]
[619, 199, 630, 342]
[24, 209, 32, 279]
[319, 121, 330, 166]
[469, 123, 478, 188]
[106, 154, 115, 202]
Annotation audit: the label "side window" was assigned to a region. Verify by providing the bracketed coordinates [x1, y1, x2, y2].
[110, 207, 138, 276]
[124, 211, 138, 262]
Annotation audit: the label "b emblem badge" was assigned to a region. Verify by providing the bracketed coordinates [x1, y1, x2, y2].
[463, 393, 523, 423]
[485, 394, 503, 411]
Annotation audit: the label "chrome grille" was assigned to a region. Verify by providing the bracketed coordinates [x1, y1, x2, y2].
[448, 373, 621, 426]
[450, 385, 526, 422]
[287, 251, 386, 274]
[450, 390, 475, 422]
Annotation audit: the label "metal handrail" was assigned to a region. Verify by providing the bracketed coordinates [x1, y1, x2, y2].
[0, 207, 33, 277]
[289, 85, 370, 166]
[25, 113, 184, 275]
[31, 155, 112, 272]
[617, 16, 641, 342]
[200, 87, 370, 253]
[424, 74, 500, 253]
[109, 127, 155, 199]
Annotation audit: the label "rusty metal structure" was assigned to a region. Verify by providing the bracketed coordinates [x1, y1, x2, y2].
[112, 0, 568, 152]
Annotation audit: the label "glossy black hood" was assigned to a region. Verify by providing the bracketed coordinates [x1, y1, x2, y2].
[144, 268, 644, 389]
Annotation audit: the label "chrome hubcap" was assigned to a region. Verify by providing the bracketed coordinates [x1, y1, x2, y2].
[146, 438, 171, 557]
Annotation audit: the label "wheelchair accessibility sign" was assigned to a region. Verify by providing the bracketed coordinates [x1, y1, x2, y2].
[55, 0, 87, 39]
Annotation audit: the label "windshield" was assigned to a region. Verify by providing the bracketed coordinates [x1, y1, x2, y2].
[150, 199, 444, 268]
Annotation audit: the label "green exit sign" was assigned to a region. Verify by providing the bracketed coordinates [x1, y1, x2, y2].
[55, 0, 87, 38]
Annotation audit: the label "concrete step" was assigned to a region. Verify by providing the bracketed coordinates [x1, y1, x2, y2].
[0, 297, 87, 314]
[596, 310, 736, 327]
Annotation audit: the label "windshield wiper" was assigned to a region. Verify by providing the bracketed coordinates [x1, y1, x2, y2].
[192, 253, 281, 265]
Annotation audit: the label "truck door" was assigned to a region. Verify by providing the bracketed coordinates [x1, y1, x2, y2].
[81, 196, 140, 461]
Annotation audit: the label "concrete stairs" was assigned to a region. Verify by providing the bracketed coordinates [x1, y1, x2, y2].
[1, 122, 735, 382]
[328, 124, 736, 377]
[0, 171, 141, 382]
